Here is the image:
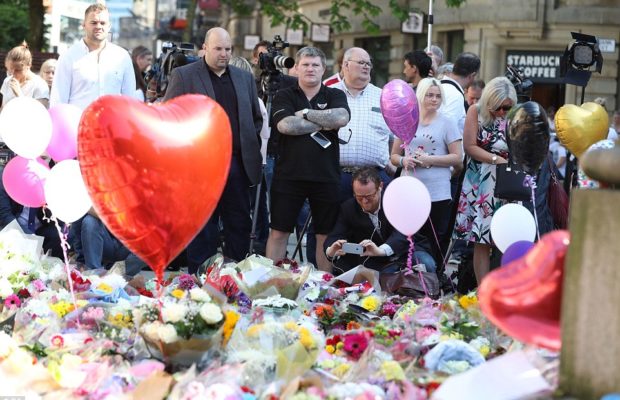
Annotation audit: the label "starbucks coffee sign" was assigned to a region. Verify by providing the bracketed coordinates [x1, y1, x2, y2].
[506, 50, 564, 83]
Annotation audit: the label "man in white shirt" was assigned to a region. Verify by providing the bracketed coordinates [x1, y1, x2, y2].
[333, 47, 394, 201]
[439, 52, 480, 135]
[50, 3, 136, 111]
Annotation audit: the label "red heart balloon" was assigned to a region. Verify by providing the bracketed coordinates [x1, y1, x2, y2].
[78, 94, 232, 281]
[478, 230, 570, 351]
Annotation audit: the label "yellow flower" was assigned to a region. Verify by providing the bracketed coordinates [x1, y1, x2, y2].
[171, 289, 185, 299]
[458, 294, 478, 310]
[326, 344, 335, 354]
[298, 327, 315, 349]
[247, 324, 263, 338]
[360, 295, 380, 312]
[50, 301, 75, 318]
[380, 360, 405, 381]
[336, 342, 344, 350]
[222, 310, 240, 347]
[97, 283, 113, 294]
[332, 363, 351, 378]
[284, 321, 297, 331]
[479, 345, 490, 357]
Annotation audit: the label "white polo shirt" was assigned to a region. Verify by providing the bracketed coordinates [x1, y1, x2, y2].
[50, 39, 136, 110]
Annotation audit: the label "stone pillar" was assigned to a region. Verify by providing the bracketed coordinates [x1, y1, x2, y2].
[559, 189, 620, 399]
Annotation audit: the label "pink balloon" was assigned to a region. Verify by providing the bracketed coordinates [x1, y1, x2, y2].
[380, 79, 419, 144]
[383, 176, 431, 236]
[2, 156, 50, 207]
[47, 104, 82, 162]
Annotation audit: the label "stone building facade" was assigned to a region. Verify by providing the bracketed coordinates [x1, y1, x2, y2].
[252, 0, 620, 113]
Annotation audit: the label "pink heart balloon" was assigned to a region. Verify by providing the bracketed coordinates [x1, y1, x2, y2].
[380, 79, 419, 144]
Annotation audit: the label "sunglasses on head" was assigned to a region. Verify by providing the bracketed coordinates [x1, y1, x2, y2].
[494, 105, 512, 112]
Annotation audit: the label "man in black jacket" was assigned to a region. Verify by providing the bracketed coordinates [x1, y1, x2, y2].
[324, 167, 435, 274]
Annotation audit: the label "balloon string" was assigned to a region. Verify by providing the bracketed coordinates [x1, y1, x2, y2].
[48, 212, 80, 328]
[524, 175, 541, 241]
[406, 235, 429, 298]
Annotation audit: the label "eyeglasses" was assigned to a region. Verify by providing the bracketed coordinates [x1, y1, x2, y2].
[354, 190, 379, 201]
[494, 105, 513, 112]
[338, 129, 353, 145]
[348, 59, 373, 68]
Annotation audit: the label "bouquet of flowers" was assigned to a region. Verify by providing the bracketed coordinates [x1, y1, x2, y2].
[133, 284, 226, 367]
[219, 255, 311, 300]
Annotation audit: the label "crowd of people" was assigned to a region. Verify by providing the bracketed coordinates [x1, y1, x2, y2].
[1, 2, 619, 288]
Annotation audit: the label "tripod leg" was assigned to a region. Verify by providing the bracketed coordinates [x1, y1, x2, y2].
[292, 213, 312, 260]
[248, 170, 264, 256]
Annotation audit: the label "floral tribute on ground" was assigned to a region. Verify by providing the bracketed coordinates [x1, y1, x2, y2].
[0, 226, 558, 399]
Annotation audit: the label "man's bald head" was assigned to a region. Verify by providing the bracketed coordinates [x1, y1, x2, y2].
[202, 27, 232, 74]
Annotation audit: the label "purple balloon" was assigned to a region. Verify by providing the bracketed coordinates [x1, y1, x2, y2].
[2, 156, 50, 207]
[501, 240, 534, 266]
[380, 79, 419, 145]
[47, 104, 82, 162]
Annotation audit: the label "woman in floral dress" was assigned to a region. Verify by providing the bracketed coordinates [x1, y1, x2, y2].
[453, 77, 517, 283]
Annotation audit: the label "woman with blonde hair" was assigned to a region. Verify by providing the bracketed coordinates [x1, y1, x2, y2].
[452, 76, 517, 283]
[390, 77, 462, 266]
[1, 41, 49, 110]
[39, 58, 57, 91]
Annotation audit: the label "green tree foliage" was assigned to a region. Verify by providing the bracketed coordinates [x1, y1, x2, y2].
[224, 0, 467, 34]
[0, 3, 29, 51]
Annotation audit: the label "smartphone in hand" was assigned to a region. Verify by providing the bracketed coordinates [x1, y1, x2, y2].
[342, 242, 364, 255]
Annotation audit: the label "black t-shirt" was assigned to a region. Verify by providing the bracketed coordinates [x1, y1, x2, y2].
[271, 84, 349, 183]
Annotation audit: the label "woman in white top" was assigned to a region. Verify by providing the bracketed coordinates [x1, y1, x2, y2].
[390, 77, 463, 265]
[0, 42, 50, 110]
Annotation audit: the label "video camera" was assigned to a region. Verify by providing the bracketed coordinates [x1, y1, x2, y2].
[146, 41, 199, 101]
[259, 35, 295, 73]
[506, 65, 534, 103]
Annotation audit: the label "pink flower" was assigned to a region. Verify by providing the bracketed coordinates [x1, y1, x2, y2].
[50, 335, 64, 348]
[82, 307, 105, 321]
[415, 326, 437, 342]
[343, 332, 369, 359]
[4, 294, 21, 308]
[32, 279, 46, 292]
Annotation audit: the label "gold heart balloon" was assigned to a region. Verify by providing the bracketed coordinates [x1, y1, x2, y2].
[555, 102, 608, 157]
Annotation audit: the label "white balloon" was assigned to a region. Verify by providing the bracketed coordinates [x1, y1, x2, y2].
[44, 160, 92, 223]
[0, 97, 53, 159]
[490, 203, 537, 253]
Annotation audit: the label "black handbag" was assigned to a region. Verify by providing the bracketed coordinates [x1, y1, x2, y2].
[493, 130, 531, 201]
[494, 162, 531, 201]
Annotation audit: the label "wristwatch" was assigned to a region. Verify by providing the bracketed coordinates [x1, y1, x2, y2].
[491, 155, 498, 165]
[302, 108, 310, 120]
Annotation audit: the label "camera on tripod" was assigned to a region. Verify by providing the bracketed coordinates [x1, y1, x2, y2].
[145, 41, 199, 101]
[259, 35, 295, 73]
[506, 65, 534, 102]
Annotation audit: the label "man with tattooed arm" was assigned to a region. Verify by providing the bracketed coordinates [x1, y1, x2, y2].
[266, 47, 350, 272]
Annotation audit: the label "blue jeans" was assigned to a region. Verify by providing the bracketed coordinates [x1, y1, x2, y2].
[80, 215, 146, 276]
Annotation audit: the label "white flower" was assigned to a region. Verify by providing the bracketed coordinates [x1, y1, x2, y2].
[190, 288, 212, 302]
[132, 308, 145, 324]
[0, 277, 12, 298]
[199, 303, 223, 324]
[0, 331, 17, 358]
[161, 302, 188, 323]
[158, 324, 178, 343]
[141, 321, 163, 341]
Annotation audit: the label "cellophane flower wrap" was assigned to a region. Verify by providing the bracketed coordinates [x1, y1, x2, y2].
[220, 254, 311, 300]
[133, 276, 226, 366]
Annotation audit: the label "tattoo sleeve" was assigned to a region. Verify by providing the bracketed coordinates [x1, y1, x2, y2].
[307, 108, 350, 129]
[277, 116, 322, 136]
